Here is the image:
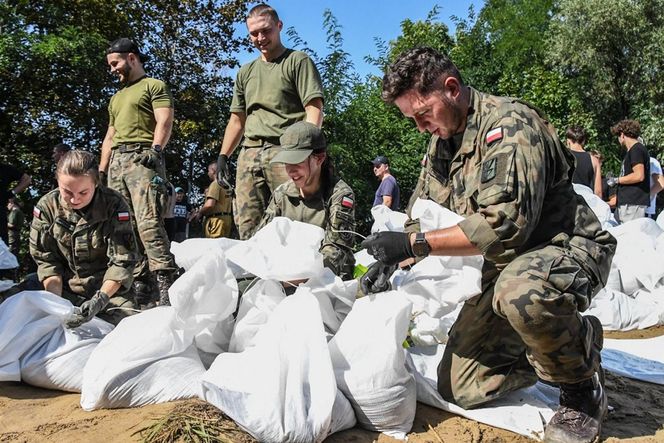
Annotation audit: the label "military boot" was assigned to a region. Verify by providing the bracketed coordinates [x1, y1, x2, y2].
[155, 270, 174, 306]
[132, 279, 156, 309]
[544, 315, 607, 443]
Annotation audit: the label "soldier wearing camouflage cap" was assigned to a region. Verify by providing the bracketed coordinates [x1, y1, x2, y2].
[361, 47, 616, 443]
[253, 121, 356, 280]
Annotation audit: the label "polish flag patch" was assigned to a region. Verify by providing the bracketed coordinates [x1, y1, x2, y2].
[117, 211, 130, 222]
[486, 127, 503, 144]
[33, 207, 41, 219]
[341, 196, 354, 208]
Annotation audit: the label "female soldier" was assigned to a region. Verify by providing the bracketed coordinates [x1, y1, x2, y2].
[253, 121, 356, 280]
[30, 150, 140, 327]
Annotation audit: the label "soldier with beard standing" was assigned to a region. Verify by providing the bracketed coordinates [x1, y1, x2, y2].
[99, 38, 177, 306]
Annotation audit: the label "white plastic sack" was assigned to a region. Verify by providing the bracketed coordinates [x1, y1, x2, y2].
[201, 292, 356, 442]
[169, 246, 238, 354]
[0, 238, 18, 270]
[81, 307, 204, 410]
[328, 292, 416, 439]
[603, 335, 664, 385]
[171, 237, 248, 278]
[0, 291, 112, 392]
[301, 268, 357, 336]
[229, 279, 286, 353]
[573, 184, 616, 228]
[585, 287, 664, 331]
[226, 217, 325, 281]
[370, 205, 408, 233]
[410, 198, 464, 231]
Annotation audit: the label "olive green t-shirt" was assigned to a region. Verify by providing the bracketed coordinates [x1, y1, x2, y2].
[230, 49, 324, 141]
[109, 76, 173, 145]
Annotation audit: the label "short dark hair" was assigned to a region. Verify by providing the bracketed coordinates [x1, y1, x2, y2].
[611, 119, 641, 139]
[247, 3, 279, 23]
[565, 126, 587, 145]
[53, 142, 71, 153]
[382, 47, 463, 103]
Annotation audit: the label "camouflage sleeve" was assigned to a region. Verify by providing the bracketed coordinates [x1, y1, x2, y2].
[29, 202, 65, 282]
[457, 115, 548, 262]
[253, 191, 282, 237]
[104, 200, 139, 291]
[321, 189, 356, 277]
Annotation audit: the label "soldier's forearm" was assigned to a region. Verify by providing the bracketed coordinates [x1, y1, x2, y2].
[100, 280, 122, 298]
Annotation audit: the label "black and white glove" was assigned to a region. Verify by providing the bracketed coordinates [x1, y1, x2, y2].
[360, 232, 415, 266]
[359, 261, 398, 295]
[216, 154, 233, 191]
[65, 290, 110, 328]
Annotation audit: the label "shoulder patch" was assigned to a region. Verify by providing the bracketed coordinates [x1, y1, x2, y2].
[33, 207, 41, 219]
[117, 211, 130, 222]
[341, 196, 354, 209]
[486, 127, 503, 144]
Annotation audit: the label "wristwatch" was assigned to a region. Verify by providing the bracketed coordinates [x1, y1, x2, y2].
[152, 144, 162, 153]
[412, 232, 431, 257]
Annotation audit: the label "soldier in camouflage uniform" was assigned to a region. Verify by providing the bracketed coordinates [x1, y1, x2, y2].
[255, 121, 356, 280]
[99, 38, 177, 306]
[215, 3, 324, 240]
[361, 48, 616, 443]
[29, 150, 139, 327]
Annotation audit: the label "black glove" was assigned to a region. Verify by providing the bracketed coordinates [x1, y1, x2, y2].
[65, 290, 110, 328]
[216, 154, 233, 190]
[139, 147, 162, 169]
[360, 232, 414, 266]
[360, 262, 398, 295]
[606, 176, 619, 188]
[99, 170, 108, 187]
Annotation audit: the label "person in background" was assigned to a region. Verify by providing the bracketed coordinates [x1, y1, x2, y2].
[371, 155, 401, 210]
[0, 163, 31, 247]
[170, 187, 191, 242]
[647, 155, 664, 219]
[215, 3, 324, 239]
[255, 121, 356, 280]
[6, 197, 24, 258]
[566, 126, 602, 197]
[196, 161, 233, 239]
[608, 120, 650, 223]
[52, 143, 72, 164]
[29, 150, 140, 326]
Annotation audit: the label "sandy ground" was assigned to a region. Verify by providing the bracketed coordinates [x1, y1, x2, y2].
[1, 326, 663, 443]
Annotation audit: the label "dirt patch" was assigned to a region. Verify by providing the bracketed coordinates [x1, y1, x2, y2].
[605, 324, 664, 340]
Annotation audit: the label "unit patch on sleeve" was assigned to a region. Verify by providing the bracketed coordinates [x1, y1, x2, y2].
[486, 127, 503, 144]
[117, 211, 130, 222]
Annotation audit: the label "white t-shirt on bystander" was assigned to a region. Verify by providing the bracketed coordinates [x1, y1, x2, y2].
[647, 157, 663, 215]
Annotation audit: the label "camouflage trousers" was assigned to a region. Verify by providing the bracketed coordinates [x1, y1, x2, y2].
[234, 146, 290, 240]
[109, 146, 176, 277]
[437, 245, 603, 409]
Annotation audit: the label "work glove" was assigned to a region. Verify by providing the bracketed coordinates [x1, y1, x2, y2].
[139, 147, 162, 169]
[360, 231, 415, 266]
[65, 290, 110, 329]
[216, 154, 233, 191]
[359, 261, 398, 295]
[606, 176, 619, 188]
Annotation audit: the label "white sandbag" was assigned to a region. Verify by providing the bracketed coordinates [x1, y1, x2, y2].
[81, 307, 202, 410]
[406, 345, 557, 441]
[226, 217, 325, 281]
[410, 198, 464, 231]
[0, 280, 15, 292]
[170, 237, 249, 278]
[0, 291, 111, 392]
[328, 292, 416, 439]
[229, 279, 286, 353]
[169, 246, 238, 354]
[585, 287, 664, 331]
[301, 268, 356, 336]
[0, 238, 18, 270]
[370, 205, 408, 233]
[201, 292, 355, 442]
[657, 211, 664, 231]
[573, 184, 617, 228]
[353, 249, 376, 268]
[603, 335, 664, 385]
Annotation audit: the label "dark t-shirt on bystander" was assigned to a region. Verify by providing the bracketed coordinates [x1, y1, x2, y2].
[617, 142, 650, 207]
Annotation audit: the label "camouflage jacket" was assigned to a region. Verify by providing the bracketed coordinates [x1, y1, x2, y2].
[256, 176, 356, 280]
[30, 186, 139, 297]
[406, 87, 616, 287]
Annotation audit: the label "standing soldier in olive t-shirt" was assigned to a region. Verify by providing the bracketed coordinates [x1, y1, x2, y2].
[215, 3, 324, 240]
[99, 38, 177, 306]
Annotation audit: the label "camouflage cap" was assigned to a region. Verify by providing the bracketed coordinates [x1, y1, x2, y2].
[271, 121, 326, 164]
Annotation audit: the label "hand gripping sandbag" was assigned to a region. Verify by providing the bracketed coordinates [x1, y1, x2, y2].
[226, 217, 325, 281]
[201, 291, 356, 442]
[81, 307, 204, 410]
[328, 292, 416, 439]
[0, 291, 112, 392]
[169, 246, 239, 354]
